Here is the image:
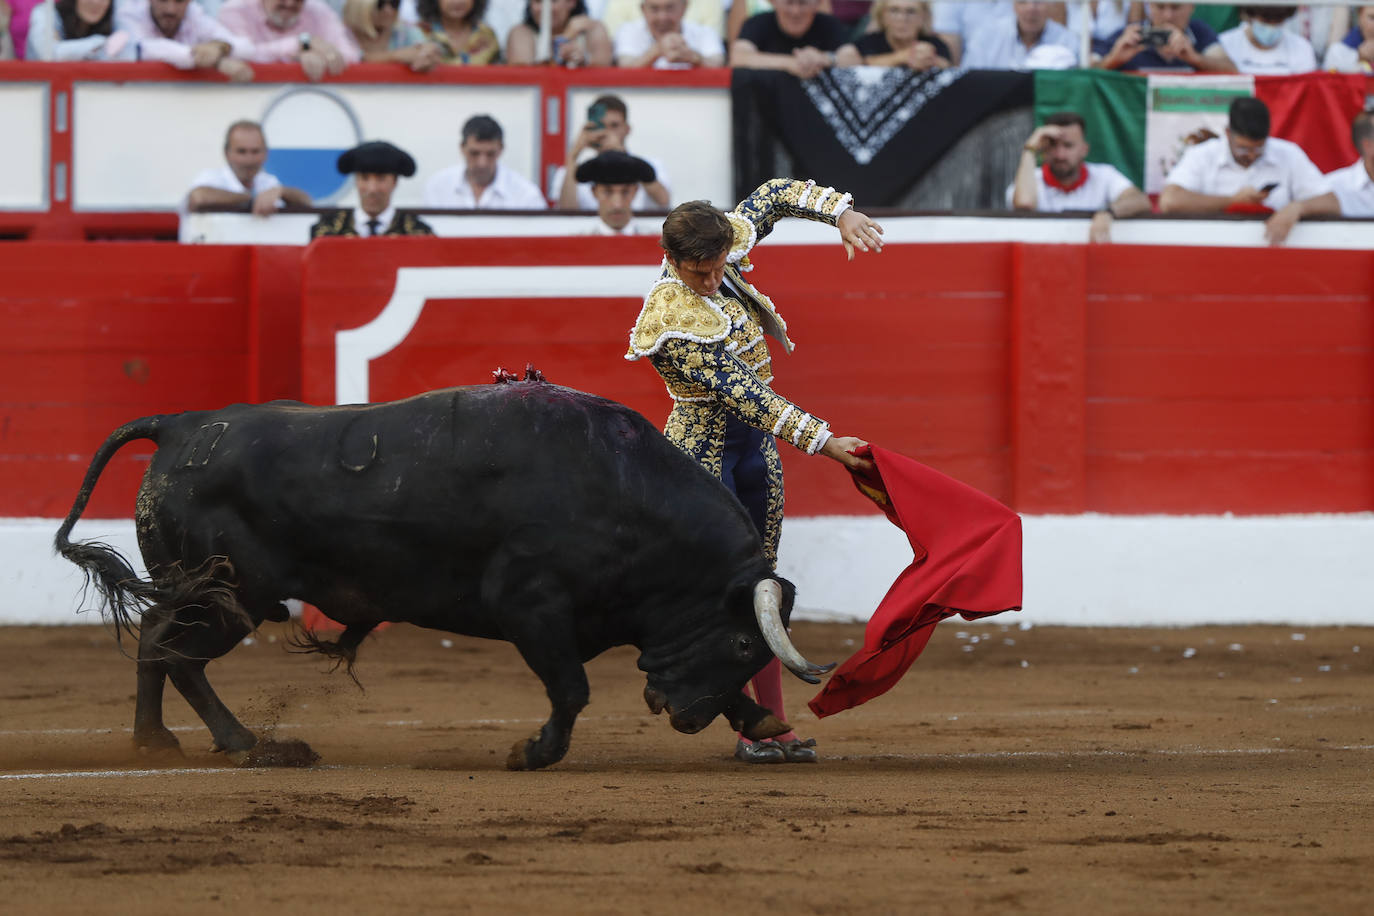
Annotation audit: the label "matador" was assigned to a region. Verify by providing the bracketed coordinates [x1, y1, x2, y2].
[626, 178, 885, 763]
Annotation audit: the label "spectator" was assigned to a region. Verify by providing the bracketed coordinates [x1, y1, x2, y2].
[962, 0, 1077, 70]
[1, 0, 13, 58]
[575, 150, 657, 235]
[1008, 111, 1151, 243]
[312, 141, 434, 237]
[1094, 2, 1236, 72]
[1265, 109, 1374, 244]
[422, 114, 548, 209]
[25, 0, 135, 60]
[1217, 5, 1315, 73]
[1322, 110, 1374, 216]
[415, 0, 500, 63]
[614, 0, 724, 67]
[1322, 4, 1374, 72]
[217, 0, 361, 81]
[505, 0, 612, 66]
[186, 120, 312, 217]
[552, 95, 670, 211]
[855, 0, 951, 69]
[731, 0, 860, 77]
[931, 0, 1105, 66]
[342, 0, 442, 70]
[115, 0, 255, 79]
[602, 0, 723, 44]
[1160, 97, 1329, 219]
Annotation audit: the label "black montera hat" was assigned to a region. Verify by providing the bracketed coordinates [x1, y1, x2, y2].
[337, 141, 417, 177]
[575, 151, 656, 186]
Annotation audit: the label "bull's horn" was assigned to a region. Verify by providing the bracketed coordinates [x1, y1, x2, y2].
[753, 579, 836, 685]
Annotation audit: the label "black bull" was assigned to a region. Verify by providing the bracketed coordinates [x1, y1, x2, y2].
[54, 380, 834, 769]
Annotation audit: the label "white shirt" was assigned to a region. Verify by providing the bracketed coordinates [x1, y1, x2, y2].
[422, 162, 547, 210]
[1164, 136, 1330, 210]
[180, 164, 283, 241]
[1321, 41, 1371, 74]
[933, 0, 1104, 43]
[613, 19, 725, 68]
[586, 218, 647, 236]
[1217, 26, 1317, 75]
[550, 152, 671, 212]
[354, 205, 397, 235]
[1326, 159, 1374, 218]
[186, 163, 281, 200]
[962, 18, 1078, 70]
[1005, 162, 1135, 213]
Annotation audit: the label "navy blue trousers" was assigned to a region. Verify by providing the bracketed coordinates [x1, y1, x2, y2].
[720, 415, 771, 544]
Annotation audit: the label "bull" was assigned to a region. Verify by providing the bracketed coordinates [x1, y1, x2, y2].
[54, 376, 833, 769]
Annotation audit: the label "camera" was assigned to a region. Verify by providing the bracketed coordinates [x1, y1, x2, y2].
[1140, 25, 1174, 47]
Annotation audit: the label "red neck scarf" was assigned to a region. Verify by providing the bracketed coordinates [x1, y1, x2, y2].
[1042, 162, 1089, 192]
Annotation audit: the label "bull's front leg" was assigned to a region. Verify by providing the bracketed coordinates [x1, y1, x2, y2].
[506, 643, 590, 771]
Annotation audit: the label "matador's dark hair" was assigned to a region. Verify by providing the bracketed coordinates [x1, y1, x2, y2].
[660, 201, 734, 264]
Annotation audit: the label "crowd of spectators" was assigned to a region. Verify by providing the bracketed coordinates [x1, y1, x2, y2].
[5, 0, 1374, 76]
[9, 0, 1373, 242]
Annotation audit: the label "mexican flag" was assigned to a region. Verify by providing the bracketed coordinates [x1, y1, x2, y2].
[1033, 70, 1366, 194]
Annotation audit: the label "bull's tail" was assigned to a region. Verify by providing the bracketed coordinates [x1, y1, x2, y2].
[53, 416, 169, 641]
[287, 623, 378, 689]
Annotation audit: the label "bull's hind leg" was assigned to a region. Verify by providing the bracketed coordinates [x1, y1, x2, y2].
[134, 604, 258, 758]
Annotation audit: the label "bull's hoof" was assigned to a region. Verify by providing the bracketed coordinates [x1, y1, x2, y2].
[231, 738, 320, 768]
[134, 727, 183, 756]
[742, 713, 791, 742]
[506, 740, 533, 771]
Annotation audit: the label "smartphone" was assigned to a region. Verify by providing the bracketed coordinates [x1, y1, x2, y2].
[1260, 182, 1279, 193]
[587, 101, 607, 130]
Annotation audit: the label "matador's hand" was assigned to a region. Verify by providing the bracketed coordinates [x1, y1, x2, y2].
[821, 435, 875, 472]
[838, 209, 885, 260]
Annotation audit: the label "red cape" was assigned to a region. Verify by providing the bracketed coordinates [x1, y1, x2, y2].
[808, 445, 1023, 718]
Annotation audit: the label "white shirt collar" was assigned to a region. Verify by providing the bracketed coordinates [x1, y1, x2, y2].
[353, 204, 396, 235]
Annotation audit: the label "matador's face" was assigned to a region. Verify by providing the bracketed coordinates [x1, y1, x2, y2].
[671, 250, 729, 298]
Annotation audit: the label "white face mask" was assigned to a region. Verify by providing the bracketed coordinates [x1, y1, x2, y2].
[1250, 21, 1284, 48]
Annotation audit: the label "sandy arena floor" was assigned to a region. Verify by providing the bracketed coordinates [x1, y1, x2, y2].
[1, 619, 1371, 914]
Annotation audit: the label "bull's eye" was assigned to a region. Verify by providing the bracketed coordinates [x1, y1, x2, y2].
[733, 635, 755, 658]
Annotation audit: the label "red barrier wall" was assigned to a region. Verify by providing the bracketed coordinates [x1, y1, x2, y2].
[299, 238, 1374, 517]
[3, 238, 1371, 520]
[0, 243, 301, 517]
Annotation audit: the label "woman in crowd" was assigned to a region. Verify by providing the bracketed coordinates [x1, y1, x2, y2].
[1323, 4, 1373, 72]
[25, 0, 133, 60]
[854, 0, 948, 69]
[416, 0, 500, 64]
[505, 0, 611, 66]
[343, 0, 445, 70]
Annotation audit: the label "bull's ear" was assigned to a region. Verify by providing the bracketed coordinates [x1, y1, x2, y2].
[776, 576, 797, 626]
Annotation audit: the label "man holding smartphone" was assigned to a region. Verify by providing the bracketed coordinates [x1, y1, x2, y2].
[1092, 1, 1235, 72]
[1160, 96, 1330, 221]
[552, 94, 671, 212]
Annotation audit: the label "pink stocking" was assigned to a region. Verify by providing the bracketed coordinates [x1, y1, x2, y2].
[737, 657, 798, 744]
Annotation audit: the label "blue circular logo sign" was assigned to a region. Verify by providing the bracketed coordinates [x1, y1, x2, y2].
[261, 87, 363, 205]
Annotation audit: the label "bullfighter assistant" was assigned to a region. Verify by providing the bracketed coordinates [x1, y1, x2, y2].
[626, 178, 885, 763]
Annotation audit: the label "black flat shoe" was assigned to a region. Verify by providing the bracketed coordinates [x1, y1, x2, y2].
[734, 739, 786, 763]
[779, 737, 818, 763]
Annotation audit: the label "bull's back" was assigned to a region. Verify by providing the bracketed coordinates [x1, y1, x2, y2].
[134, 384, 756, 616]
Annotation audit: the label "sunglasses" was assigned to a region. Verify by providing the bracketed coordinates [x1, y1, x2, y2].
[377, 0, 400, 8]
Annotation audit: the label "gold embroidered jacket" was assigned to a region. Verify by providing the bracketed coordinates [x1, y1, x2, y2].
[625, 178, 854, 465]
[309, 210, 435, 238]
